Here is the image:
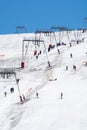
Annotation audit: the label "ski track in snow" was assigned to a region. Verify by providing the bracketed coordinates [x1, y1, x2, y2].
[0, 31, 87, 130]
[0, 45, 63, 130]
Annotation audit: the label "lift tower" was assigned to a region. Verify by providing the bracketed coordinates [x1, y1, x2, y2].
[0, 68, 23, 103]
[21, 38, 51, 68]
[50, 26, 72, 44]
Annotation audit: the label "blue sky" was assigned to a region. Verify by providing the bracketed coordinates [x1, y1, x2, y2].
[0, 0, 87, 34]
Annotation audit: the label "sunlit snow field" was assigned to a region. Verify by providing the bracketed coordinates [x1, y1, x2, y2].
[0, 30, 87, 130]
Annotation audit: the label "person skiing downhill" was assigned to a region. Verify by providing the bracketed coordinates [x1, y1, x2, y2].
[36, 92, 38, 98]
[70, 53, 72, 58]
[4, 91, 7, 97]
[61, 92, 63, 99]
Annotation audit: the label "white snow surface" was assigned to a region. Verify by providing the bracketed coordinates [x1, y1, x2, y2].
[0, 31, 87, 130]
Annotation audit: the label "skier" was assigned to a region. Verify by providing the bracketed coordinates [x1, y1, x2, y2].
[86, 52, 87, 56]
[39, 50, 42, 55]
[36, 55, 38, 59]
[34, 50, 37, 56]
[4, 91, 7, 97]
[70, 53, 72, 58]
[57, 49, 60, 54]
[48, 61, 51, 67]
[69, 42, 72, 47]
[85, 62, 87, 66]
[66, 66, 68, 70]
[60, 92, 63, 99]
[10, 87, 14, 93]
[36, 92, 39, 98]
[48, 47, 50, 52]
[73, 65, 76, 71]
[22, 94, 25, 101]
[20, 95, 23, 103]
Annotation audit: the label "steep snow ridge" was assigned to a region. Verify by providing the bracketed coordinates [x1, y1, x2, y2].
[0, 31, 87, 130]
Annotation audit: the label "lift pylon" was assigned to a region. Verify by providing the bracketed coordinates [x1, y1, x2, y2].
[21, 38, 51, 68]
[0, 68, 23, 103]
[50, 26, 72, 44]
[35, 29, 57, 45]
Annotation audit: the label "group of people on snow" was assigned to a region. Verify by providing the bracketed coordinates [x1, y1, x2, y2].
[4, 87, 14, 97]
[65, 53, 77, 71]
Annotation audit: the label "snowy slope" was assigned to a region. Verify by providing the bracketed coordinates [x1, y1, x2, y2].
[0, 30, 87, 130]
